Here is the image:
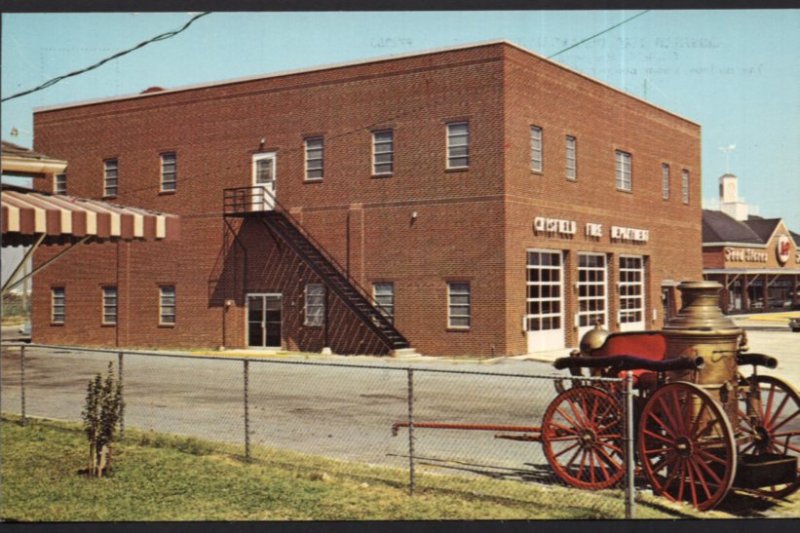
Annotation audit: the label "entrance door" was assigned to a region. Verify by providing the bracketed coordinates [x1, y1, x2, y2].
[577, 253, 608, 338]
[247, 294, 282, 348]
[618, 256, 645, 331]
[252, 153, 276, 211]
[526, 250, 565, 352]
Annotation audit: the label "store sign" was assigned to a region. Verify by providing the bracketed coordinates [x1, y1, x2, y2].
[776, 235, 792, 265]
[724, 247, 768, 263]
[610, 226, 649, 243]
[534, 217, 576, 236]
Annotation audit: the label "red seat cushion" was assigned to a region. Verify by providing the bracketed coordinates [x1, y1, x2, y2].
[592, 331, 667, 384]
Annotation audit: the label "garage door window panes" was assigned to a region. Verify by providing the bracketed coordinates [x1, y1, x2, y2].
[577, 253, 607, 328]
[619, 256, 644, 325]
[526, 251, 562, 331]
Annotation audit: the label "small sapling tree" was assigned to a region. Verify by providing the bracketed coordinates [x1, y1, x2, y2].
[81, 362, 123, 477]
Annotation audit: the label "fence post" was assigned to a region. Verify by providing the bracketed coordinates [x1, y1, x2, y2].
[20, 345, 26, 426]
[624, 371, 636, 519]
[406, 368, 415, 496]
[118, 352, 125, 439]
[244, 359, 251, 462]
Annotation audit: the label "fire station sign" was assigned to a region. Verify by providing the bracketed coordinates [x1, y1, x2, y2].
[534, 217, 576, 236]
[610, 226, 649, 243]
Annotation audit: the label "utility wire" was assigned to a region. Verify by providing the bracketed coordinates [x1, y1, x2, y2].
[548, 10, 650, 59]
[2, 12, 211, 103]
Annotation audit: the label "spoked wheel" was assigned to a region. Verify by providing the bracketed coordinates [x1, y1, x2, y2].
[638, 382, 736, 511]
[738, 375, 800, 498]
[542, 386, 625, 489]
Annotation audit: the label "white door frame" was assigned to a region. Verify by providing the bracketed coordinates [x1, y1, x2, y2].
[251, 152, 276, 211]
[525, 249, 565, 352]
[618, 255, 645, 331]
[576, 252, 609, 338]
[246, 292, 282, 348]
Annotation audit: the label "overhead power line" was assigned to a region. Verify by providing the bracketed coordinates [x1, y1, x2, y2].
[548, 10, 650, 59]
[2, 12, 211, 103]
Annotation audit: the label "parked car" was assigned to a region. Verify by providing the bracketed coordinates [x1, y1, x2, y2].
[790, 318, 800, 333]
[18, 322, 31, 336]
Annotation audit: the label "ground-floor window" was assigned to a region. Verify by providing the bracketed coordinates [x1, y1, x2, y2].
[372, 282, 394, 323]
[159, 285, 176, 325]
[618, 256, 645, 330]
[577, 253, 607, 331]
[447, 282, 471, 329]
[305, 284, 325, 327]
[102, 287, 118, 325]
[51, 287, 65, 324]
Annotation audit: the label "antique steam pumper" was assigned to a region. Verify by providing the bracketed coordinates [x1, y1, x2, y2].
[392, 281, 800, 511]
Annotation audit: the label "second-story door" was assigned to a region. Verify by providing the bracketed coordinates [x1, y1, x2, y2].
[252, 152, 276, 211]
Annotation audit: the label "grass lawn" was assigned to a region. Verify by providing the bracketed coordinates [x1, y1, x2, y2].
[0, 414, 740, 521]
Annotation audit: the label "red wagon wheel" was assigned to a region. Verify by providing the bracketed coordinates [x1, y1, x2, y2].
[542, 386, 625, 490]
[638, 382, 736, 511]
[738, 375, 800, 498]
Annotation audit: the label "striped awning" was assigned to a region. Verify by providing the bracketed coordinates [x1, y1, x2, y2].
[1, 188, 179, 246]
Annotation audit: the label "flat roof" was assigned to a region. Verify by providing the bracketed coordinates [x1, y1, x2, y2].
[34, 40, 699, 127]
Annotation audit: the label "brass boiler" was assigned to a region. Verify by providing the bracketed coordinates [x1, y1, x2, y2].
[663, 281, 744, 424]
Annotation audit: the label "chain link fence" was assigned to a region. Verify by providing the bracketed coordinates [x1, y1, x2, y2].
[1, 343, 636, 518]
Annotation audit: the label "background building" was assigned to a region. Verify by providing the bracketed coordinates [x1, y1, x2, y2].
[29, 41, 702, 356]
[703, 173, 799, 312]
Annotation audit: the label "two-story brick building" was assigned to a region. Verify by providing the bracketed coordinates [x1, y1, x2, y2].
[30, 41, 702, 356]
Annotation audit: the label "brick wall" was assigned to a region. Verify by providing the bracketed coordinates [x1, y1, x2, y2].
[30, 42, 702, 356]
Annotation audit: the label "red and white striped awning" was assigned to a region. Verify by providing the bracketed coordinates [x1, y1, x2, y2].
[1, 188, 179, 246]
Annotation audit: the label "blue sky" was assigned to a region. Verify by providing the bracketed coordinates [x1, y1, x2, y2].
[2, 10, 799, 230]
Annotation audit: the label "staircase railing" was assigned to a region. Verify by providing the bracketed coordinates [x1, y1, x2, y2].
[223, 186, 403, 343]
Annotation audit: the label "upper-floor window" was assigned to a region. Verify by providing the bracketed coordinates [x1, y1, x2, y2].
[682, 170, 690, 204]
[103, 159, 118, 198]
[160, 152, 177, 192]
[446, 122, 469, 169]
[565, 135, 576, 180]
[662, 164, 670, 200]
[51, 287, 65, 324]
[373, 282, 395, 323]
[304, 283, 325, 327]
[54, 173, 67, 194]
[531, 126, 543, 172]
[447, 282, 471, 329]
[305, 137, 324, 181]
[102, 286, 118, 325]
[159, 285, 176, 325]
[615, 150, 632, 192]
[372, 130, 394, 176]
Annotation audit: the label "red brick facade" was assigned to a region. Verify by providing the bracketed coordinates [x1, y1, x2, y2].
[30, 41, 702, 356]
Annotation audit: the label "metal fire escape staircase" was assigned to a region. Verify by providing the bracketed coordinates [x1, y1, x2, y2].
[223, 187, 412, 353]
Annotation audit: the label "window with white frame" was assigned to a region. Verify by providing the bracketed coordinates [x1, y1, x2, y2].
[102, 287, 118, 325]
[304, 283, 325, 326]
[619, 256, 644, 325]
[54, 173, 67, 194]
[577, 254, 607, 328]
[160, 152, 177, 192]
[103, 159, 118, 197]
[447, 282, 471, 329]
[682, 169, 690, 204]
[372, 130, 394, 175]
[615, 150, 632, 191]
[446, 122, 469, 169]
[159, 285, 176, 325]
[565, 135, 576, 180]
[531, 126, 543, 172]
[373, 282, 395, 323]
[51, 287, 65, 324]
[662, 164, 670, 200]
[305, 137, 324, 180]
